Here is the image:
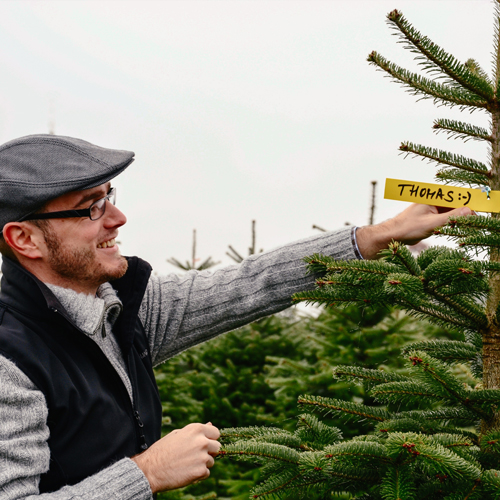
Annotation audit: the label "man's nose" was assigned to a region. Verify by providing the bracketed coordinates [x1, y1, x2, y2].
[103, 201, 127, 227]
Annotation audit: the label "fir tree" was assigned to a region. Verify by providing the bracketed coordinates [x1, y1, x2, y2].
[167, 229, 220, 271]
[221, 5, 500, 499]
[227, 220, 263, 264]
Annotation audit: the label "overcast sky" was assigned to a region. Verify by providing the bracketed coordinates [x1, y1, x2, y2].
[0, 0, 494, 274]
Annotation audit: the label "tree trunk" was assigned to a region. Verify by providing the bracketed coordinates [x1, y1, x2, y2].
[483, 108, 500, 432]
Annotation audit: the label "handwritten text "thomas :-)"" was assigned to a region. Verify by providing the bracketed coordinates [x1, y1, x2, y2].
[398, 183, 471, 206]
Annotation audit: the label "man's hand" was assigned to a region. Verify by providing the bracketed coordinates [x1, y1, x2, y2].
[131, 422, 221, 494]
[356, 203, 474, 260]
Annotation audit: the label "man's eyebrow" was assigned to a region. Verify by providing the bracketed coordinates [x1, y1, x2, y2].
[73, 184, 111, 208]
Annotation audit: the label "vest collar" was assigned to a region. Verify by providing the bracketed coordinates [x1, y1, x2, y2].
[110, 256, 152, 354]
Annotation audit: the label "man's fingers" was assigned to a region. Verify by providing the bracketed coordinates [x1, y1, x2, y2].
[207, 440, 221, 456]
[204, 423, 221, 440]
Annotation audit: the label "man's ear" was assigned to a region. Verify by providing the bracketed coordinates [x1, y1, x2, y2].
[2, 222, 45, 260]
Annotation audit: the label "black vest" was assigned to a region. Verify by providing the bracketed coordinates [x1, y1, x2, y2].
[0, 256, 162, 493]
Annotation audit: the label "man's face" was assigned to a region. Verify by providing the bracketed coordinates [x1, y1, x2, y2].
[36, 182, 128, 293]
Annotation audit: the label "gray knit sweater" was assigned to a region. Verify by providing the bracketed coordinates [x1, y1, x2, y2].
[0, 228, 357, 500]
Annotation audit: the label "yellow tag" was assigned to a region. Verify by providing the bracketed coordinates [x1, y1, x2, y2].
[384, 178, 500, 213]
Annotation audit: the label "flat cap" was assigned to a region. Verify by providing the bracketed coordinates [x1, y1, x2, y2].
[0, 134, 134, 231]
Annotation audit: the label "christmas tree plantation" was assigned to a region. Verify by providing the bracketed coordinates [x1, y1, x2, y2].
[221, 5, 500, 499]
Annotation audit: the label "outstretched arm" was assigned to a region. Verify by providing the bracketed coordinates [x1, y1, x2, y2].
[356, 203, 473, 260]
[141, 227, 357, 365]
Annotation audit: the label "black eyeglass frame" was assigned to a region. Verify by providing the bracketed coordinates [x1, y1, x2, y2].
[19, 187, 116, 222]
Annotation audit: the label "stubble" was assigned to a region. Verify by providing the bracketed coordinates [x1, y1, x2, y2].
[40, 222, 128, 288]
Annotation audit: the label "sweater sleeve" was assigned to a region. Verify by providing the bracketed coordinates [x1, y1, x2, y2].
[140, 227, 357, 366]
[0, 355, 152, 500]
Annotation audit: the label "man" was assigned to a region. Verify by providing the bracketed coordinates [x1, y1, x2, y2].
[0, 134, 471, 499]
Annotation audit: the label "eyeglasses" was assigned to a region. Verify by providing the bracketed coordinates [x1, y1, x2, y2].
[19, 187, 117, 222]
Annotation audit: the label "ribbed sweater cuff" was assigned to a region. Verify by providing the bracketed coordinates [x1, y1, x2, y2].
[109, 459, 152, 500]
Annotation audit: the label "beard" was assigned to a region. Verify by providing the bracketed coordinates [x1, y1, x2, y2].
[41, 223, 128, 289]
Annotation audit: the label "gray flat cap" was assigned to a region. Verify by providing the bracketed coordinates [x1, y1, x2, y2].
[0, 134, 134, 231]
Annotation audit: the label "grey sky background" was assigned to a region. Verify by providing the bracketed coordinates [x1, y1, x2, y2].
[0, 0, 493, 275]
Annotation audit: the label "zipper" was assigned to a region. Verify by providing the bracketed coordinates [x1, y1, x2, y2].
[93, 300, 123, 338]
[134, 410, 148, 450]
[128, 350, 149, 450]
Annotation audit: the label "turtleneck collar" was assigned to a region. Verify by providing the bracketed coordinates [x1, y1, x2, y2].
[45, 282, 123, 337]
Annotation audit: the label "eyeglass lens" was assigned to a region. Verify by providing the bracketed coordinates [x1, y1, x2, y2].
[90, 188, 116, 221]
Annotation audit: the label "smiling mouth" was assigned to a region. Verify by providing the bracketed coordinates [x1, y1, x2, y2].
[97, 238, 116, 249]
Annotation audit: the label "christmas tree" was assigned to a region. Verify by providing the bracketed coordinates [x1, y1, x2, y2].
[221, 5, 500, 499]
